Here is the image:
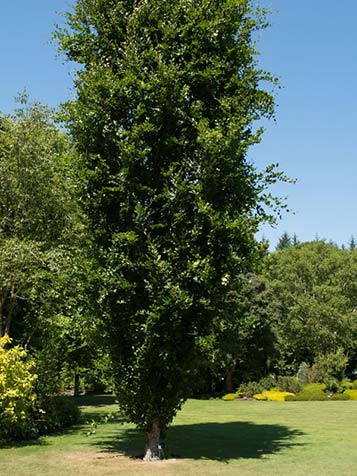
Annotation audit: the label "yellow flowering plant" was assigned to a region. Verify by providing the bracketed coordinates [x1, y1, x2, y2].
[0, 336, 38, 440]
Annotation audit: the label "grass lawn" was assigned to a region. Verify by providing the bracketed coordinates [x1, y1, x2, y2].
[1, 395, 356, 476]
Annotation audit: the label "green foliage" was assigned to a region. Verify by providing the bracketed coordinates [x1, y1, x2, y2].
[349, 236, 356, 251]
[285, 391, 328, 401]
[276, 232, 292, 250]
[0, 337, 37, 441]
[296, 362, 310, 382]
[302, 383, 326, 392]
[79, 351, 114, 393]
[352, 380, 357, 390]
[258, 374, 278, 391]
[313, 349, 348, 393]
[329, 393, 350, 401]
[285, 383, 326, 401]
[208, 273, 277, 391]
[296, 362, 323, 386]
[235, 375, 279, 398]
[264, 241, 357, 372]
[0, 337, 81, 442]
[36, 396, 81, 435]
[0, 98, 88, 338]
[276, 376, 302, 394]
[237, 381, 263, 398]
[0, 98, 75, 242]
[56, 0, 286, 453]
[286, 379, 352, 401]
[0, 98, 102, 401]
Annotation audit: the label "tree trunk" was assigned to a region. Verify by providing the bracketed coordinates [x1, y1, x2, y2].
[0, 290, 9, 337]
[4, 287, 16, 338]
[143, 419, 163, 461]
[225, 367, 234, 393]
[74, 374, 81, 397]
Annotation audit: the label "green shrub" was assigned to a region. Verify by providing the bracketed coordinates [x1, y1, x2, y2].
[343, 380, 353, 390]
[296, 362, 310, 383]
[313, 349, 348, 393]
[237, 381, 262, 398]
[287, 380, 353, 401]
[330, 393, 350, 401]
[286, 391, 328, 401]
[344, 390, 357, 400]
[258, 375, 277, 391]
[36, 396, 81, 434]
[302, 383, 326, 392]
[0, 338, 81, 443]
[0, 337, 38, 442]
[352, 380, 357, 390]
[296, 362, 323, 385]
[277, 376, 302, 394]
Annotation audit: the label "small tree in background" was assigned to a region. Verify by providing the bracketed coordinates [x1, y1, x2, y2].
[276, 232, 292, 250]
[209, 273, 277, 393]
[313, 349, 348, 394]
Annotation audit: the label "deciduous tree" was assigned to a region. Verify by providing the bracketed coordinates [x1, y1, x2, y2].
[265, 241, 357, 372]
[57, 0, 284, 459]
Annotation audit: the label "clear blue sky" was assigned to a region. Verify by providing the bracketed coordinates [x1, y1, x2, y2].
[1, 1, 356, 249]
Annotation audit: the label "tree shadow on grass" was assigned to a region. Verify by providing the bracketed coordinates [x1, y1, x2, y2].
[0, 438, 50, 449]
[92, 421, 305, 462]
[76, 394, 117, 408]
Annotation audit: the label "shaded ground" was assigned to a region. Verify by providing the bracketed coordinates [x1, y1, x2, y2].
[94, 421, 304, 461]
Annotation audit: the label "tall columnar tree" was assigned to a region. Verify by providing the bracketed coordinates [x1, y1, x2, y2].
[57, 0, 284, 459]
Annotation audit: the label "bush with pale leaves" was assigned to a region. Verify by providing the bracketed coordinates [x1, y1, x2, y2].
[0, 336, 38, 440]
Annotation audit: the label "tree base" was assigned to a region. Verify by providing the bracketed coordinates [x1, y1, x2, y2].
[143, 420, 164, 461]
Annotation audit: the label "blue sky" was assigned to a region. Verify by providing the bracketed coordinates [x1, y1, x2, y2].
[1, 1, 356, 249]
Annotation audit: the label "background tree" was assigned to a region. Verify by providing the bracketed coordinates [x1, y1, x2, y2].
[0, 97, 96, 395]
[0, 97, 75, 339]
[265, 241, 357, 373]
[276, 232, 292, 250]
[57, 0, 284, 460]
[349, 235, 356, 251]
[207, 272, 277, 393]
